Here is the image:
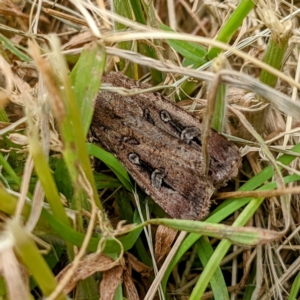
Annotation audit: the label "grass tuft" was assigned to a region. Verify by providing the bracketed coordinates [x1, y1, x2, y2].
[0, 1, 300, 299]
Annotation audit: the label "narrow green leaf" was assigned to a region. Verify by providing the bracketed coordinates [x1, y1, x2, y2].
[53, 159, 73, 200]
[288, 272, 300, 300]
[195, 237, 229, 300]
[128, 0, 145, 24]
[70, 42, 106, 135]
[87, 143, 133, 191]
[259, 26, 291, 89]
[160, 23, 207, 65]
[0, 189, 142, 253]
[93, 172, 122, 189]
[28, 124, 70, 228]
[208, 0, 255, 59]
[147, 218, 280, 246]
[0, 108, 9, 122]
[0, 33, 31, 62]
[7, 218, 66, 300]
[0, 151, 21, 187]
[42, 36, 103, 211]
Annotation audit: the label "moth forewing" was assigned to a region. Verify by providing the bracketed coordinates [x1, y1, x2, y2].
[91, 72, 241, 220]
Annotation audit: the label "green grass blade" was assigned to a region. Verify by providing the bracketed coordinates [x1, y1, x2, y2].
[190, 192, 266, 298]
[288, 272, 300, 300]
[6, 218, 66, 299]
[207, 0, 255, 59]
[93, 172, 122, 189]
[160, 23, 207, 65]
[259, 20, 291, 88]
[0, 188, 142, 254]
[27, 119, 70, 227]
[0, 108, 9, 122]
[0, 151, 21, 187]
[0, 33, 31, 62]
[112, 0, 134, 75]
[147, 218, 279, 246]
[31, 37, 103, 212]
[195, 237, 229, 300]
[0, 187, 30, 217]
[87, 143, 133, 191]
[70, 42, 106, 135]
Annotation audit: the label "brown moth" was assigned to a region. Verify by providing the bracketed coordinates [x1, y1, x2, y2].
[90, 72, 241, 220]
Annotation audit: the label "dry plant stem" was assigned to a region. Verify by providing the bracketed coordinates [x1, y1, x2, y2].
[231, 212, 238, 298]
[0, 116, 27, 136]
[266, 161, 300, 177]
[133, 192, 164, 299]
[28, 40, 65, 122]
[15, 156, 34, 217]
[229, 107, 290, 233]
[251, 214, 263, 300]
[178, 0, 208, 36]
[265, 244, 283, 300]
[68, 0, 101, 37]
[266, 126, 300, 145]
[103, 47, 300, 120]
[201, 73, 221, 176]
[277, 225, 300, 252]
[266, 255, 300, 299]
[95, 0, 110, 28]
[179, 246, 197, 288]
[43, 8, 88, 26]
[0, 55, 13, 107]
[24, 80, 50, 230]
[216, 186, 300, 200]
[167, 0, 176, 30]
[25, 182, 44, 232]
[210, 54, 227, 133]
[2, 246, 32, 300]
[283, 52, 300, 147]
[252, 245, 263, 300]
[175, 271, 199, 294]
[236, 247, 256, 293]
[30, 0, 43, 34]
[145, 231, 188, 300]
[102, 30, 300, 90]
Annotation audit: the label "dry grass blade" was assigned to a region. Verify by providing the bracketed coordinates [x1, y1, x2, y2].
[0, 55, 14, 107]
[28, 41, 65, 123]
[1, 245, 30, 300]
[217, 186, 300, 200]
